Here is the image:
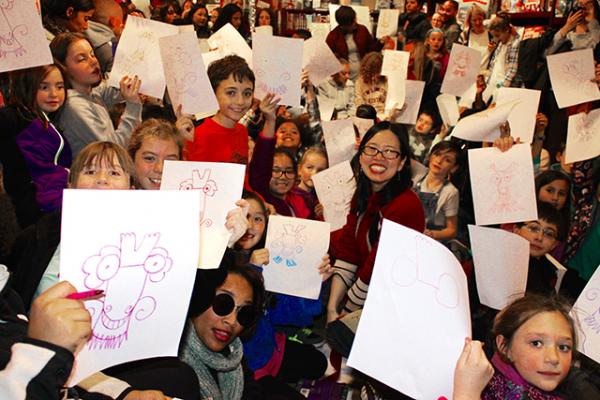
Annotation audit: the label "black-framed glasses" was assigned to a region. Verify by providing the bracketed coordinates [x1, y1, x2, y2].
[212, 293, 258, 327]
[272, 168, 296, 179]
[524, 223, 557, 240]
[360, 145, 402, 160]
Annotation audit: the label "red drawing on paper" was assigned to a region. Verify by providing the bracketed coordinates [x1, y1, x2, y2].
[575, 114, 595, 143]
[0, 0, 28, 58]
[562, 59, 598, 98]
[390, 235, 459, 308]
[180, 169, 218, 227]
[451, 51, 471, 78]
[82, 233, 172, 349]
[271, 224, 306, 267]
[488, 162, 523, 214]
[256, 68, 290, 96]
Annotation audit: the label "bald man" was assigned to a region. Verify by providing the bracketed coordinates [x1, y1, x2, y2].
[85, 0, 125, 74]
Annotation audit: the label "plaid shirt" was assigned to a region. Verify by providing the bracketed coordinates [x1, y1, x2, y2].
[488, 32, 521, 88]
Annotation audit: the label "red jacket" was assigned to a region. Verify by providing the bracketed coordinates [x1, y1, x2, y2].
[325, 24, 382, 61]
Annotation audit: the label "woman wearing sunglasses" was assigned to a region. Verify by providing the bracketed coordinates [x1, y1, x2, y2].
[180, 250, 265, 400]
[327, 122, 426, 323]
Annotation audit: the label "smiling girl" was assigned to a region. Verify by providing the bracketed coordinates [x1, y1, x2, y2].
[425, 28, 449, 79]
[0, 65, 71, 227]
[50, 32, 142, 157]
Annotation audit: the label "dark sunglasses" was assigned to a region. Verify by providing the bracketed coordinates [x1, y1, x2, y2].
[212, 293, 258, 327]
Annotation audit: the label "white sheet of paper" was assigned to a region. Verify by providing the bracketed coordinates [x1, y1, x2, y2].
[468, 144, 538, 226]
[253, 34, 303, 107]
[565, 109, 600, 163]
[329, 5, 372, 33]
[0, 0, 53, 73]
[381, 50, 409, 77]
[451, 100, 518, 142]
[308, 22, 330, 41]
[322, 119, 357, 166]
[440, 44, 481, 99]
[313, 161, 356, 231]
[160, 161, 245, 269]
[385, 71, 406, 111]
[351, 116, 374, 139]
[201, 50, 224, 71]
[496, 88, 541, 144]
[208, 23, 253, 67]
[254, 25, 273, 36]
[545, 254, 568, 293]
[317, 95, 336, 121]
[348, 219, 470, 399]
[60, 190, 200, 385]
[109, 16, 178, 98]
[571, 264, 600, 365]
[436, 93, 460, 127]
[376, 9, 399, 38]
[302, 37, 343, 86]
[178, 25, 195, 33]
[468, 225, 529, 310]
[263, 216, 330, 299]
[393, 80, 425, 125]
[547, 49, 600, 109]
[411, 159, 428, 183]
[159, 32, 218, 116]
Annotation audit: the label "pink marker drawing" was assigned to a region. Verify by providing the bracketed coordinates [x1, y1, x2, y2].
[82, 232, 173, 350]
[179, 169, 218, 227]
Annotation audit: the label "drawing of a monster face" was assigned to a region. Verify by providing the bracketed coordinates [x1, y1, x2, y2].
[0, 0, 14, 9]
[83, 233, 172, 349]
[256, 69, 291, 96]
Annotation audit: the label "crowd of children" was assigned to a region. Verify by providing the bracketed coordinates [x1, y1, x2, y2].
[1, 0, 600, 399]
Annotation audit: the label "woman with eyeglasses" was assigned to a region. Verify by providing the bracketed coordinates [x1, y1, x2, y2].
[327, 121, 425, 323]
[180, 249, 265, 400]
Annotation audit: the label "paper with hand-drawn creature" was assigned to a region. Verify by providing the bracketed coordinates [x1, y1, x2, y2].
[451, 100, 519, 142]
[60, 189, 200, 385]
[348, 219, 470, 399]
[302, 37, 343, 86]
[208, 23, 253, 67]
[329, 5, 372, 33]
[0, 0, 53, 73]
[392, 80, 425, 125]
[381, 50, 409, 77]
[436, 93, 460, 127]
[440, 44, 481, 99]
[565, 109, 600, 163]
[109, 16, 178, 99]
[313, 161, 356, 231]
[547, 49, 600, 109]
[468, 225, 529, 310]
[495, 88, 541, 144]
[376, 9, 399, 38]
[160, 161, 245, 269]
[263, 216, 330, 299]
[322, 119, 357, 167]
[253, 34, 303, 107]
[468, 144, 538, 226]
[308, 22, 330, 41]
[570, 265, 600, 365]
[159, 31, 218, 116]
[254, 25, 273, 36]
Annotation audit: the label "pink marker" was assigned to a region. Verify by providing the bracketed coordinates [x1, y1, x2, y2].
[67, 289, 104, 300]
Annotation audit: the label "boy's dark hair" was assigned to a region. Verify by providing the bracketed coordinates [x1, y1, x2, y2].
[207, 55, 255, 92]
[273, 147, 298, 173]
[445, 0, 459, 11]
[356, 104, 377, 121]
[489, 12, 511, 32]
[335, 6, 356, 27]
[293, 29, 312, 39]
[429, 141, 462, 168]
[517, 201, 567, 241]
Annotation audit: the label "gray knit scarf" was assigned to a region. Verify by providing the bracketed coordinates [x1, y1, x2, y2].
[179, 321, 244, 400]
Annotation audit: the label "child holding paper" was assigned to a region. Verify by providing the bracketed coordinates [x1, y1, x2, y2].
[413, 141, 461, 242]
[425, 28, 450, 79]
[354, 52, 388, 116]
[186, 55, 279, 165]
[407, 109, 442, 164]
[0, 65, 71, 228]
[50, 32, 143, 157]
[232, 191, 328, 397]
[453, 294, 599, 399]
